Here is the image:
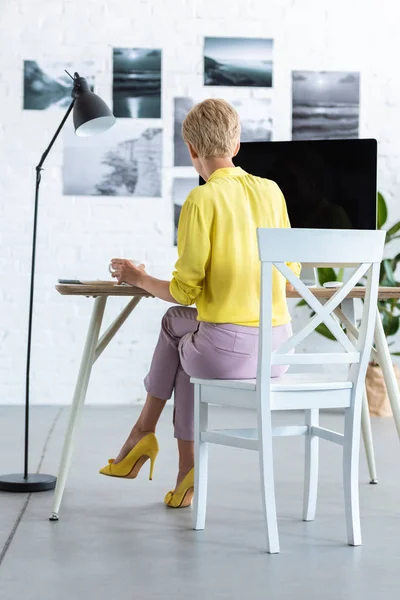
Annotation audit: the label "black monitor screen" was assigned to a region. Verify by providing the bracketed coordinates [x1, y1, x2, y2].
[201, 139, 377, 229]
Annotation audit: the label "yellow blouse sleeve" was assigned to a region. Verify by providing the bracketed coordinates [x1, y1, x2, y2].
[170, 199, 211, 305]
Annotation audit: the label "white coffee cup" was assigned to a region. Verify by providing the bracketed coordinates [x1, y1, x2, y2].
[108, 259, 142, 275]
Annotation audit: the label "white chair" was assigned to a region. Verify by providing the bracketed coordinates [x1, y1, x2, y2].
[191, 228, 385, 553]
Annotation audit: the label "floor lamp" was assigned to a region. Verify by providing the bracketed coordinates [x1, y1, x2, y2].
[0, 72, 116, 492]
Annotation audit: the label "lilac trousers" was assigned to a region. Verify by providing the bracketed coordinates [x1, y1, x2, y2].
[144, 306, 292, 442]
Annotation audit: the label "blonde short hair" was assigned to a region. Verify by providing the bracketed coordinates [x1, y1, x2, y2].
[182, 98, 241, 159]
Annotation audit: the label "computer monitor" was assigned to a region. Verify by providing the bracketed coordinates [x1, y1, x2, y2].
[200, 139, 377, 229]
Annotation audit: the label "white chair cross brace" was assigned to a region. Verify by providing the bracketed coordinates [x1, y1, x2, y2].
[191, 228, 385, 553]
[274, 262, 369, 363]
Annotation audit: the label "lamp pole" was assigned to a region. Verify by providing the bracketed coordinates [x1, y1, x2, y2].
[25, 100, 76, 484]
[0, 73, 115, 492]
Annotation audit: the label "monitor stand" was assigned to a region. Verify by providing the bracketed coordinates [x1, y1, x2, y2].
[300, 266, 319, 288]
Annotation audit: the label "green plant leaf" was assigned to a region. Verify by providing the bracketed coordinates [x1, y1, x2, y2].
[383, 259, 396, 285]
[296, 299, 308, 307]
[391, 352, 400, 356]
[380, 278, 395, 287]
[377, 192, 387, 229]
[386, 235, 400, 244]
[386, 221, 400, 238]
[384, 314, 400, 337]
[379, 261, 387, 283]
[315, 323, 337, 340]
[391, 252, 400, 274]
[337, 268, 344, 282]
[378, 305, 395, 318]
[316, 267, 337, 286]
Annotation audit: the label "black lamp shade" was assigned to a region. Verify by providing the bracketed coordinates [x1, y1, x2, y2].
[73, 78, 116, 137]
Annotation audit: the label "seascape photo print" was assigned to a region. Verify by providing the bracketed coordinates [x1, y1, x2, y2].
[232, 98, 272, 142]
[23, 59, 95, 110]
[63, 121, 162, 197]
[174, 97, 272, 166]
[204, 37, 273, 87]
[173, 178, 199, 245]
[174, 97, 194, 167]
[113, 48, 161, 118]
[292, 70, 360, 140]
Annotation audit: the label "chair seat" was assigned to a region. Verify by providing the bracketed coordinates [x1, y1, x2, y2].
[190, 372, 353, 392]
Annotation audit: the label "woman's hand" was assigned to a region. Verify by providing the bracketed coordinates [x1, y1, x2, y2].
[110, 259, 147, 287]
[110, 259, 177, 303]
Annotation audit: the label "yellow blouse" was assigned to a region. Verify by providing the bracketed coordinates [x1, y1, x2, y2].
[170, 167, 301, 327]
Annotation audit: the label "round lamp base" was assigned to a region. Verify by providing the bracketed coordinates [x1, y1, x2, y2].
[0, 473, 56, 493]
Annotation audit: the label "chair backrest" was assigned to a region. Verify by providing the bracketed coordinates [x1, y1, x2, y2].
[256, 228, 385, 400]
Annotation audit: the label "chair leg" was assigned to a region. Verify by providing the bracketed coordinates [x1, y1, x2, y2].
[193, 385, 208, 531]
[361, 386, 378, 484]
[347, 322, 378, 484]
[49, 296, 107, 521]
[303, 409, 319, 521]
[257, 405, 279, 553]
[343, 404, 362, 546]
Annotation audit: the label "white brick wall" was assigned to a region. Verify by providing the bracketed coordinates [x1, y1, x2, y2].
[0, 0, 399, 405]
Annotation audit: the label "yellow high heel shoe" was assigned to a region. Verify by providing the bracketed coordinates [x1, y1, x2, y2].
[99, 433, 159, 480]
[164, 467, 194, 508]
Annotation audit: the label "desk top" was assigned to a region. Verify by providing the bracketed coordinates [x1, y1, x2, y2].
[56, 283, 152, 297]
[56, 283, 400, 300]
[286, 286, 400, 300]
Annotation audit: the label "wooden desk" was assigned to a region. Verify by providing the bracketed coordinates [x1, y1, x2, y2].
[49, 284, 400, 520]
[56, 282, 151, 298]
[50, 283, 152, 521]
[286, 286, 400, 301]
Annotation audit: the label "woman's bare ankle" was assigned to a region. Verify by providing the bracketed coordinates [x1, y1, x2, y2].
[175, 468, 193, 490]
[131, 425, 155, 442]
[113, 427, 155, 464]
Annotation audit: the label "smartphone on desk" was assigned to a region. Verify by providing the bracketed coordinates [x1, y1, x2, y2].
[57, 279, 119, 285]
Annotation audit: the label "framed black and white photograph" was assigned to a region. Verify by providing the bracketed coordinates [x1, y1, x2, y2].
[63, 121, 162, 197]
[174, 97, 195, 167]
[113, 48, 161, 118]
[23, 60, 95, 110]
[204, 37, 273, 87]
[174, 96, 272, 165]
[292, 71, 360, 140]
[173, 178, 199, 245]
[232, 98, 272, 142]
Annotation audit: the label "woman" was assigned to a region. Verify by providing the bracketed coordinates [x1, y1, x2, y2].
[100, 99, 301, 508]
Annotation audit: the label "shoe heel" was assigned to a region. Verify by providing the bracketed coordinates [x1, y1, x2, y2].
[148, 452, 157, 480]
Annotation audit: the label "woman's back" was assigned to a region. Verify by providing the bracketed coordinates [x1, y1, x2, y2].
[170, 166, 300, 327]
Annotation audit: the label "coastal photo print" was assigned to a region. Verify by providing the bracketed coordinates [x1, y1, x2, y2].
[63, 121, 162, 197]
[174, 97, 195, 167]
[113, 48, 161, 118]
[23, 59, 95, 110]
[173, 178, 199, 245]
[204, 37, 273, 87]
[174, 96, 272, 166]
[292, 71, 360, 140]
[232, 98, 272, 142]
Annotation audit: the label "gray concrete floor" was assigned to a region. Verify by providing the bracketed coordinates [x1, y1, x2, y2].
[0, 405, 399, 600]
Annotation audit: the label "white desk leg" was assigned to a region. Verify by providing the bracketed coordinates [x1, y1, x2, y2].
[49, 296, 107, 521]
[343, 299, 377, 484]
[373, 306, 400, 440]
